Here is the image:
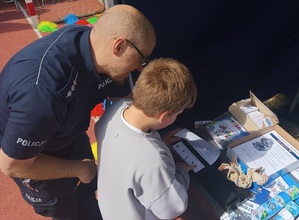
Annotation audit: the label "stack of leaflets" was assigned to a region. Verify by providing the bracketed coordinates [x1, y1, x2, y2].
[221, 168, 299, 220]
[251, 185, 299, 220]
[240, 104, 265, 129]
[274, 201, 299, 220]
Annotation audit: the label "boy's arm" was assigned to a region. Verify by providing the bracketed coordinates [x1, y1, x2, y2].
[145, 178, 189, 219]
[144, 156, 194, 219]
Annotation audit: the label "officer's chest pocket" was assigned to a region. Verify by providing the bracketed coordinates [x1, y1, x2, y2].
[56, 68, 90, 136]
[57, 67, 80, 101]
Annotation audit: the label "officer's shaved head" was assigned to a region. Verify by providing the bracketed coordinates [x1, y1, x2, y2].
[93, 4, 154, 45]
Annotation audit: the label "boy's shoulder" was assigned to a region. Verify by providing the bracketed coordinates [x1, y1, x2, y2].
[112, 98, 132, 108]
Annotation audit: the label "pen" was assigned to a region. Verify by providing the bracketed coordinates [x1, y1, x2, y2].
[74, 180, 81, 190]
[74, 159, 97, 190]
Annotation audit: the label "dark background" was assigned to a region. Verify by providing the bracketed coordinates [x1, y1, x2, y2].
[124, 0, 299, 129]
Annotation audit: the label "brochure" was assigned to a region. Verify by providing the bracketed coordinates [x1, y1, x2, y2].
[205, 112, 249, 149]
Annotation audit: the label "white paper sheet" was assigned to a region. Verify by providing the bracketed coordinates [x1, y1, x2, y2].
[175, 128, 221, 165]
[171, 141, 205, 172]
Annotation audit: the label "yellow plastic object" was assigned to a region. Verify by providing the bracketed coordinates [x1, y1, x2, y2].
[91, 142, 98, 161]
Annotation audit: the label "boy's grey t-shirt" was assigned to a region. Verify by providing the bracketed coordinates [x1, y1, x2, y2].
[95, 99, 190, 220]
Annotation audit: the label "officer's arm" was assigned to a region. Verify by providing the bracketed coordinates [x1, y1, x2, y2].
[0, 148, 97, 183]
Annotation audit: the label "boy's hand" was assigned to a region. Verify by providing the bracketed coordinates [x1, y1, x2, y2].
[176, 162, 197, 172]
[162, 127, 182, 146]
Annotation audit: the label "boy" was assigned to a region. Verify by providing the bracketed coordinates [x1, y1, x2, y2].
[95, 58, 197, 220]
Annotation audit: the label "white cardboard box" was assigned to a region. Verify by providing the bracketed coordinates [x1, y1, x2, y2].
[228, 91, 279, 133]
[226, 92, 299, 181]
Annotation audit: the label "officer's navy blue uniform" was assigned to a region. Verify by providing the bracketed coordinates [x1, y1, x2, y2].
[0, 25, 131, 220]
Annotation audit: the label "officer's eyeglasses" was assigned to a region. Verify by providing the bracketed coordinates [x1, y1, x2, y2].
[126, 39, 150, 67]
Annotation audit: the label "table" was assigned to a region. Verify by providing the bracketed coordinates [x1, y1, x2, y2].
[173, 127, 246, 220]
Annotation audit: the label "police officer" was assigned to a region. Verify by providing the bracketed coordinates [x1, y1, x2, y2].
[0, 4, 156, 220]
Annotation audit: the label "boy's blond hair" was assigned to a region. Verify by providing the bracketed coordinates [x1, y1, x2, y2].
[133, 58, 197, 117]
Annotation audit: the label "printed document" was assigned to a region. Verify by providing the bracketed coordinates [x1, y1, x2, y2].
[175, 128, 220, 165]
[231, 130, 299, 176]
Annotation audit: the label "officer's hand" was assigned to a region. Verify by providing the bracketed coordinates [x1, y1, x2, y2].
[78, 159, 97, 183]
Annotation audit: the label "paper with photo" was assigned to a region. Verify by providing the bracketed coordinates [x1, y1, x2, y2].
[231, 130, 299, 176]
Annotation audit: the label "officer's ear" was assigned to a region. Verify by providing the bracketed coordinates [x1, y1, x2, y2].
[113, 37, 126, 56]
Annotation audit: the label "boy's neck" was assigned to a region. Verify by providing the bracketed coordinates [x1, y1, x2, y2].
[123, 105, 153, 133]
